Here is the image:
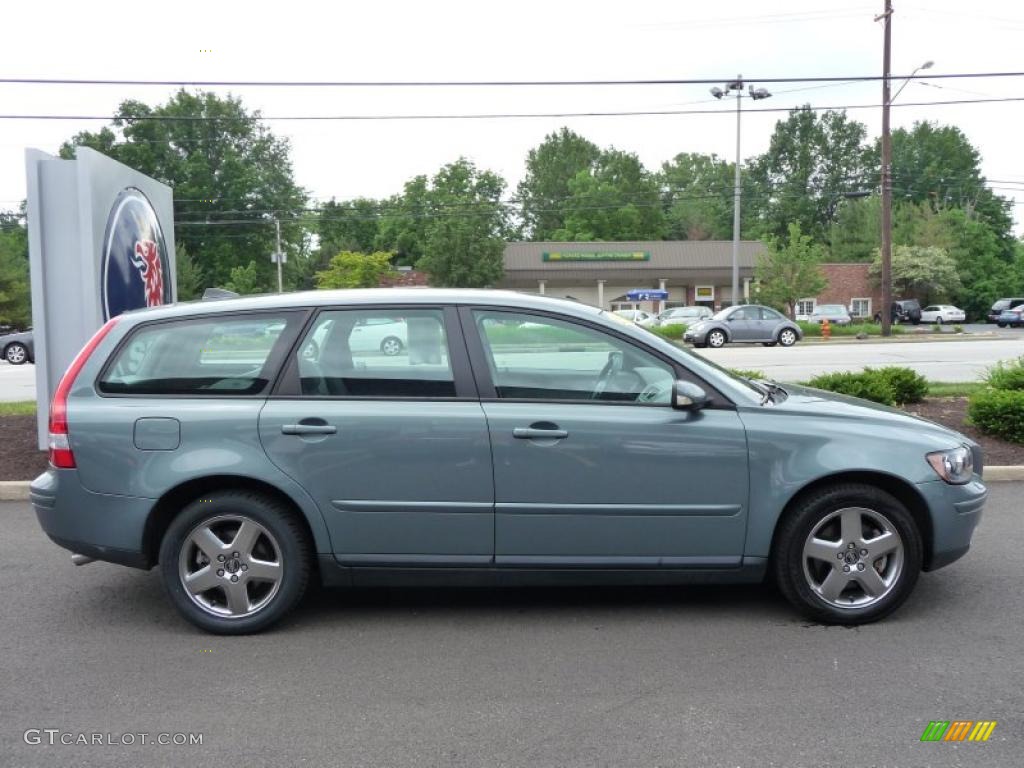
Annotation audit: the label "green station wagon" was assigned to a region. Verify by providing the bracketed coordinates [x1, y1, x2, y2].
[31, 289, 987, 633]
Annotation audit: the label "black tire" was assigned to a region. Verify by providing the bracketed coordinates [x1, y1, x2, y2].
[380, 336, 404, 356]
[773, 483, 922, 625]
[777, 328, 798, 347]
[707, 329, 727, 348]
[936, 317, 944, 325]
[4, 342, 29, 365]
[998, 323, 1007, 329]
[159, 490, 311, 634]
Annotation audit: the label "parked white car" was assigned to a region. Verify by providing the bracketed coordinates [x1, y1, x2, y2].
[613, 309, 657, 327]
[920, 305, 966, 324]
[655, 306, 714, 327]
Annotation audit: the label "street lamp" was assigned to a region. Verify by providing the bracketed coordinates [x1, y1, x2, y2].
[712, 76, 771, 309]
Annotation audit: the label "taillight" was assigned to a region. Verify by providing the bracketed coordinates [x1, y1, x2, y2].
[48, 318, 119, 469]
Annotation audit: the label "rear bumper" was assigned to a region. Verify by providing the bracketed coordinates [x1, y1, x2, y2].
[917, 477, 987, 571]
[31, 468, 153, 569]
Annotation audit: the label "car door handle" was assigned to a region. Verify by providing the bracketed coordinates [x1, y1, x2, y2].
[281, 423, 337, 436]
[513, 427, 569, 440]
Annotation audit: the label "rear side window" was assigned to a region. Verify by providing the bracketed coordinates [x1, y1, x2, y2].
[296, 308, 455, 397]
[99, 313, 297, 395]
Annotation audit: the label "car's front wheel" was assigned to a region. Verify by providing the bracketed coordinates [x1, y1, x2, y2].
[936, 317, 944, 325]
[380, 336, 404, 356]
[773, 483, 922, 624]
[159, 491, 311, 634]
[777, 328, 798, 347]
[706, 329, 727, 348]
[4, 343, 28, 365]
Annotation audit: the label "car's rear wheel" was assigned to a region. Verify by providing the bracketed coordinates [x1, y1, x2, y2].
[4, 343, 28, 365]
[707, 330, 727, 348]
[998, 323, 1007, 328]
[380, 336, 404, 356]
[159, 491, 311, 634]
[778, 328, 798, 347]
[936, 317, 944, 325]
[773, 483, 922, 624]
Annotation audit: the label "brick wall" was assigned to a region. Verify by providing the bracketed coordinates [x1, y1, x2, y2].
[817, 263, 881, 317]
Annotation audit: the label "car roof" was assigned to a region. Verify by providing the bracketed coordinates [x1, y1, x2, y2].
[116, 288, 606, 325]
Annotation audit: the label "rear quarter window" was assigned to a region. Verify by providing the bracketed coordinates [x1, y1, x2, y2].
[98, 313, 301, 396]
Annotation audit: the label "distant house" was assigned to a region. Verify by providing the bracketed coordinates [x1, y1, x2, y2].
[796, 263, 882, 320]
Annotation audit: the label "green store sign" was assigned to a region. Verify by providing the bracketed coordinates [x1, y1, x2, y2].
[542, 251, 650, 262]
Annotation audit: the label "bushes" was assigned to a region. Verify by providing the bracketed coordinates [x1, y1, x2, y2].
[968, 356, 1024, 443]
[968, 388, 1024, 443]
[729, 368, 766, 380]
[797, 321, 903, 338]
[804, 366, 927, 406]
[647, 324, 686, 340]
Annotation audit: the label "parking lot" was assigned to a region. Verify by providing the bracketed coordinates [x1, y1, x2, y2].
[1, 484, 1019, 767]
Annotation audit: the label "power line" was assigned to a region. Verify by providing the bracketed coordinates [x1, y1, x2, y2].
[2, 71, 1023, 88]
[3, 95, 1022, 122]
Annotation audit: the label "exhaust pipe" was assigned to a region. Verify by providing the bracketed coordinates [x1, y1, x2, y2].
[71, 553, 96, 566]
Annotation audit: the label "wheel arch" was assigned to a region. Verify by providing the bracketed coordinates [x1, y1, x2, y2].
[768, 470, 934, 570]
[143, 475, 323, 567]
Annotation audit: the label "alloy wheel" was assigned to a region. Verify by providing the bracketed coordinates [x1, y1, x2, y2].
[380, 337, 403, 356]
[779, 329, 797, 347]
[178, 515, 283, 619]
[801, 507, 904, 609]
[708, 330, 726, 348]
[5, 344, 26, 364]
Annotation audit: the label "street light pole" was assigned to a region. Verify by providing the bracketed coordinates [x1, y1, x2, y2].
[879, 0, 893, 336]
[712, 77, 771, 309]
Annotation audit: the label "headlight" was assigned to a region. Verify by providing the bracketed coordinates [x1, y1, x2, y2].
[926, 445, 973, 484]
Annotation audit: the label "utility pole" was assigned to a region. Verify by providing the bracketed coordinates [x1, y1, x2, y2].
[878, 0, 893, 336]
[274, 217, 283, 293]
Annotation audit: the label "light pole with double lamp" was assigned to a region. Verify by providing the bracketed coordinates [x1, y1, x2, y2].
[712, 77, 771, 308]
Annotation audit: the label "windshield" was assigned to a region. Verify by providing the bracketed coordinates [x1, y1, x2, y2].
[816, 305, 845, 314]
[711, 307, 735, 321]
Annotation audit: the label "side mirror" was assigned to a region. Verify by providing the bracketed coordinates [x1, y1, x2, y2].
[672, 380, 709, 411]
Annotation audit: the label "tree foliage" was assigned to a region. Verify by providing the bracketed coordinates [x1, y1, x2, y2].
[754, 223, 828, 319]
[0, 212, 31, 328]
[60, 90, 308, 293]
[870, 245, 962, 303]
[517, 128, 602, 240]
[317, 198, 381, 265]
[658, 152, 759, 240]
[315, 251, 394, 289]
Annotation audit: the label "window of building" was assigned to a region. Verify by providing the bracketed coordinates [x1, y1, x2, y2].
[99, 313, 296, 396]
[296, 309, 455, 397]
[851, 298, 872, 318]
[796, 299, 816, 317]
[473, 311, 674, 404]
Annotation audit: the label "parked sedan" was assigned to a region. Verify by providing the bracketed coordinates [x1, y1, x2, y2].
[996, 307, 1024, 328]
[0, 329, 33, 365]
[684, 304, 802, 348]
[655, 306, 713, 327]
[921, 305, 966, 324]
[808, 304, 852, 326]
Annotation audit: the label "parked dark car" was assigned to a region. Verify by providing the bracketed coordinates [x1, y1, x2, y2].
[1, 329, 34, 365]
[874, 300, 921, 325]
[987, 298, 1024, 324]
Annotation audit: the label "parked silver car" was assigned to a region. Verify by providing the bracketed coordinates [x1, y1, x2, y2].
[684, 305, 802, 348]
[656, 306, 713, 327]
[809, 304, 853, 326]
[1, 329, 33, 365]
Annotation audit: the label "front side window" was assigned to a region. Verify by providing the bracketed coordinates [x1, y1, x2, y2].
[99, 313, 295, 395]
[474, 311, 675, 404]
[297, 308, 454, 397]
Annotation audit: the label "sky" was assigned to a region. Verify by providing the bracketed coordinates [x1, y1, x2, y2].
[1, 0, 1023, 232]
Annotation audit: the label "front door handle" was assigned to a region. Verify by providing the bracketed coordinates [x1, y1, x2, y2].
[281, 423, 337, 436]
[513, 426, 569, 440]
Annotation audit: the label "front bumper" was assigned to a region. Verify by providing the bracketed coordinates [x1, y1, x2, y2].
[31, 468, 153, 569]
[916, 476, 987, 571]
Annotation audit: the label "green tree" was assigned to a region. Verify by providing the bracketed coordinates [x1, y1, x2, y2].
[317, 198, 380, 264]
[552, 149, 664, 241]
[173, 244, 203, 301]
[0, 211, 31, 328]
[870, 245, 962, 304]
[315, 251, 394, 289]
[374, 176, 431, 266]
[750, 107, 874, 243]
[517, 128, 602, 239]
[754, 223, 828, 319]
[659, 152, 741, 240]
[224, 261, 263, 295]
[60, 90, 307, 292]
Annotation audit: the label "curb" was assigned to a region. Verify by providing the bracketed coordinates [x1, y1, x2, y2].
[4, 468, 1024, 504]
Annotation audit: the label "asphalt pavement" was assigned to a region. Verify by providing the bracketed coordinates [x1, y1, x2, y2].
[1, 485, 1020, 767]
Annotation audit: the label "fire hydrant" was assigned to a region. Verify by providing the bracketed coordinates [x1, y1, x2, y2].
[821, 317, 831, 340]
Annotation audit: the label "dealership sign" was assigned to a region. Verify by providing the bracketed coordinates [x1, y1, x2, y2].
[626, 289, 669, 301]
[542, 251, 650, 262]
[25, 147, 176, 448]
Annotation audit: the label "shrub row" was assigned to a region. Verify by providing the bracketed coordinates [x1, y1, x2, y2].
[805, 366, 928, 406]
[797, 321, 904, 338]
[646, 324, 687, 340]
[967, 357, 1024, 443]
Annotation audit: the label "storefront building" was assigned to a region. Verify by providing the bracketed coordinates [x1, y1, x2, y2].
[500, 240, 764, 312]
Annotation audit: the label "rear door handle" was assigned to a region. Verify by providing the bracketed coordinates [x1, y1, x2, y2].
[281, 423, 337, 436]
[513, 427, 569, 440]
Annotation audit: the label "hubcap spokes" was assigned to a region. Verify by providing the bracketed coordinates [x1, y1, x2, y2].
[802, 507, 904, 609]
[7, 346, 25, 363]
[179, 515, 283, 619]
